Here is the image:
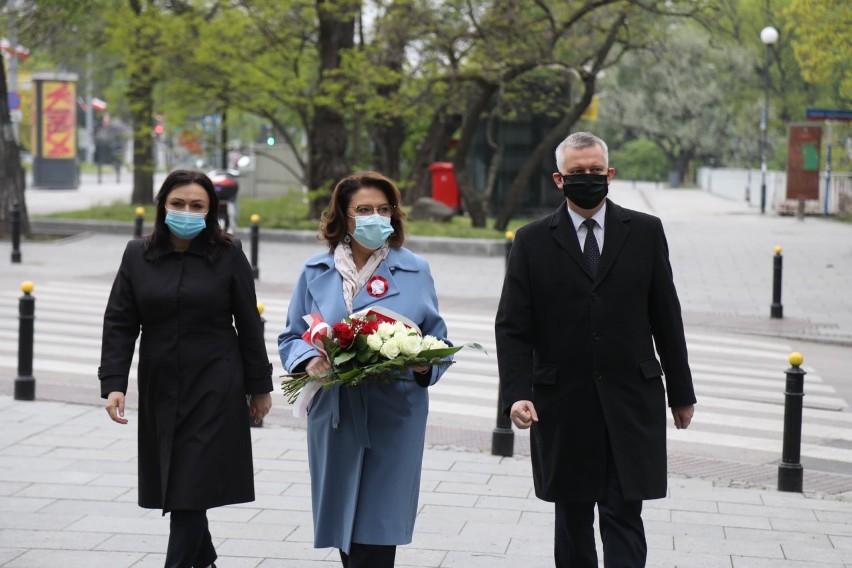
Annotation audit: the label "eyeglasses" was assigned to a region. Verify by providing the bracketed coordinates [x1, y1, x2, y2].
[350, 204, 395, 218]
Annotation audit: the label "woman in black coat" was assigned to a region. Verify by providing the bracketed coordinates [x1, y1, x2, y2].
[99, 170, 273, 568]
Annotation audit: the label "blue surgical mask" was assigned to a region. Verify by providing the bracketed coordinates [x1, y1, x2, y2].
[165, 209, 207, 240]
[351, 214, 394, 249]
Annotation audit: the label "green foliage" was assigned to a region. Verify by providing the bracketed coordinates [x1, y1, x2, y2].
[783, 0, 852, 102]
[610, 140, 668, 182]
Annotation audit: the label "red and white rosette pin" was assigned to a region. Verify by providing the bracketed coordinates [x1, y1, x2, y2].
[366, 275, 389, 298]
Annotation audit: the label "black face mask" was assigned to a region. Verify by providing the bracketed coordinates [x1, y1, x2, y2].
[560, 173, 609, 209]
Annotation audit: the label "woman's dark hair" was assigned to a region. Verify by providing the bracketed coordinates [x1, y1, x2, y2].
[320, 171, 406, 251]
[143, 170, 232, 263]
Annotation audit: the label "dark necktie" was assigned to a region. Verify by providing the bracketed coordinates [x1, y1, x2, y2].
[582, 218, 600, 277]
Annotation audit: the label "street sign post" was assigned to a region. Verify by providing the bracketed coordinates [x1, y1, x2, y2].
[805, 108, 852, 122]
[805, 108, 851, 214]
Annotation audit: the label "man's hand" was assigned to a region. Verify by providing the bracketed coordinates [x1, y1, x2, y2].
[510, 400, 539, 429]
[671, 404, 694, 429]
[105, 391, 128, 424]
[249, 393, 272, 425]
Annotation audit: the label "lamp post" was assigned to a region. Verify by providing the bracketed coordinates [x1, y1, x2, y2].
[759, 25, 779, 214]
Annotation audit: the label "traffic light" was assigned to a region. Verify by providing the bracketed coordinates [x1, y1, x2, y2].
[262, 124, 275, 146]
[153, 112, 166, 137]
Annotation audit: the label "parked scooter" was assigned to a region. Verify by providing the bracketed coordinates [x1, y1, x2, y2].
[207, 156, 250, 233]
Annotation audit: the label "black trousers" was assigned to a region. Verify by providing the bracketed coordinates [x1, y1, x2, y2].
[554, 444, 646, 567]
[338, 543, 396, 568]
[164, 510, 217, 568]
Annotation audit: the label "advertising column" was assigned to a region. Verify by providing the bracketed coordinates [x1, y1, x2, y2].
[31, 71, 78, 188]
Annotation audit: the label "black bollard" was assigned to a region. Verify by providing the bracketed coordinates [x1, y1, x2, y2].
[771, 245, 783, 319]
[250, 214, 260, 280]
[134, 207, 145, 238]
[11, 201, 22, 263]
[778, 352, 805, 492]
[250, 301, 266, 428]
[492, 231, 515, 457]
[14, 281, 36, 401]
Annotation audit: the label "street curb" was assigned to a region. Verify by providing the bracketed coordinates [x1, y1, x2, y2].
[29, 218, 508, 257]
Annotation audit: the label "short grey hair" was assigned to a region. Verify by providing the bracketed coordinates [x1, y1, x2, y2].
[554, 132, 609, 173]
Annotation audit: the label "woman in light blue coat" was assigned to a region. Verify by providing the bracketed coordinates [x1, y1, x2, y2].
[278, 171, 451, 568]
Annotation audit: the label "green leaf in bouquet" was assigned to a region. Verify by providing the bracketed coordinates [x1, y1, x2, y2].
[334, 350, 357, 365]
[356, 349, 376, 363]
[462, 342, 488, 355]
[419, 345, 464, 359]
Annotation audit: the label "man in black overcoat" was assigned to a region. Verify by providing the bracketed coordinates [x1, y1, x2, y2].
[495, 132, 696, 567]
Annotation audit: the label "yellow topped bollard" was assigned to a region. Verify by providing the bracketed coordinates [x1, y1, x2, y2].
[789, 352, 803, 367]
[134, 207, 145, 238]
[250, 214, 261, 280]
[252, 299, 267, 429]
[771, 245, 783, 319]
[778, 351, 806, 492]
[14, 281, 36, 400]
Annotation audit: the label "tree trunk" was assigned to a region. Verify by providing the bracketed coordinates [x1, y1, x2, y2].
[128, 8, 157, 205]
[493, 81, 596, 231]
[369, 0, 409, 183]
[452, 82, 498, 227]
[404, 108, 461, 204]
[308, 0, 356, 219]
[481, 111, 502, 205]
[0, 58, 28, 238]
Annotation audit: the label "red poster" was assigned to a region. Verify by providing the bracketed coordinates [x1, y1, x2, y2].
[786, 124, 821, 200]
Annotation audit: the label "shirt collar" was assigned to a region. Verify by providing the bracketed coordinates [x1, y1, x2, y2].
[565, 201, 607, 233]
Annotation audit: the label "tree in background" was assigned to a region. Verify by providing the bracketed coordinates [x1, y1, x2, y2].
[0, 56, 27, 237]
[783, 0, 851, 103]
[598, 26, 754, 187]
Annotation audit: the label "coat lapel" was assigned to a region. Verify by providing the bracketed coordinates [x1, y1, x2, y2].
[549, 204, 594, 280]
[305, 255, 349, 321]
[596, 200, 630, 283]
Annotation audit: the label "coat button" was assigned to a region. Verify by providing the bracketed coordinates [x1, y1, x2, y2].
[593, 372, 602, 380]
[591, 293, 599, 301]
[592, 332, 599, 341]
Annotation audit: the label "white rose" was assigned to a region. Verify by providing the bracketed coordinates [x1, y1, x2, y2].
[431, 339, 448, 349]
[392, 322, 409, 336]
[379, 337, 401, 359]
[366, 333, 384, 351]
[421, 336, 437, 350]
[398, 334, 423, 357]
[377, 322, 396, 339]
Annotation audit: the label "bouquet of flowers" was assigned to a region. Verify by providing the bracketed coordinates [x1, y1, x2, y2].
[281, 307, 482, 411]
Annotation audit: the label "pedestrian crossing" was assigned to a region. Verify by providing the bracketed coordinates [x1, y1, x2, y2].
[1, 281, 849, 468]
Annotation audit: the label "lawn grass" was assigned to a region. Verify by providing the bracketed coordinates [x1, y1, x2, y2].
[41, 194, 533, 239]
